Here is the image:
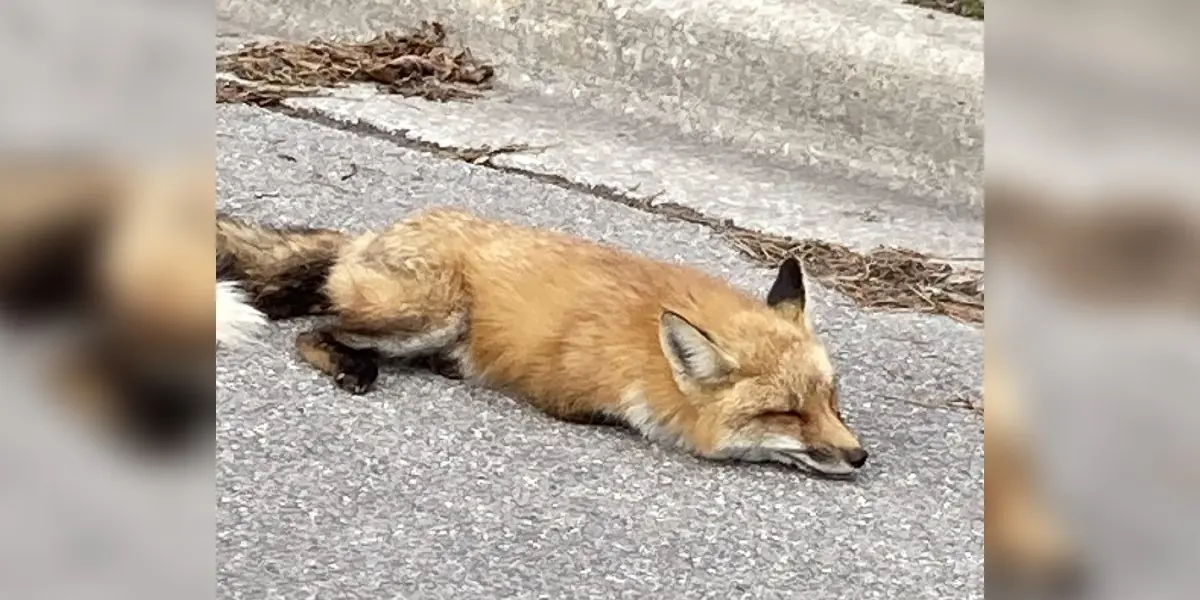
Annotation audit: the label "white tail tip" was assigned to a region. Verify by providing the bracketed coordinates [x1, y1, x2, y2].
[216, 281, 267, 348]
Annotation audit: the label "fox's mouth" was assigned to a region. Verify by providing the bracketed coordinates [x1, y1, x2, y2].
[775, 449, 859, 479]
[715, 436, 862, 478]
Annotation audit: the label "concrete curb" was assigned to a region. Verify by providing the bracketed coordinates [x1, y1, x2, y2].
[218, 0, 983, 206]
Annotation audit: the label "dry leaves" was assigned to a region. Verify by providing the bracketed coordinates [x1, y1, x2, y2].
[636, 201, 984, 325]
[215, 22, 495, 106]
[904, 0, 984, 20]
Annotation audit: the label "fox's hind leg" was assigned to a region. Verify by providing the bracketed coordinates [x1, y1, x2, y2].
[295, 321, 466, 394]
[295, 326, 382, 395]
[402, 352, 466, 380]
[295, 227, 470, 394]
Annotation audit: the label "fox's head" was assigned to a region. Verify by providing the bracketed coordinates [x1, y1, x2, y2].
[657, 257, 867, 478]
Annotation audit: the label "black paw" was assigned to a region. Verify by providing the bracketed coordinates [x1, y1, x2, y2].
[334, 355, 378, 395]
[403, 353, 464, 380]
[426, 354, 464, 380]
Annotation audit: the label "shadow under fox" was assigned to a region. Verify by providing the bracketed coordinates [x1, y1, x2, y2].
[218, 208, 870, 477]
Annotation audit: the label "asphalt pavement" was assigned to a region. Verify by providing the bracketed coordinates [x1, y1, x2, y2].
[216, 103, 984, 599]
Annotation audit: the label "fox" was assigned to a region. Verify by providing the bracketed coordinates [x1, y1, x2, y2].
[218, 207, 869, 477]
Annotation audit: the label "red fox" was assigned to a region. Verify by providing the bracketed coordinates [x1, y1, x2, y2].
[218, 207, 869, 476]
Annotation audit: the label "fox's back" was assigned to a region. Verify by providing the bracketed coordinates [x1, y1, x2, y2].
[451, 217, 759, 405]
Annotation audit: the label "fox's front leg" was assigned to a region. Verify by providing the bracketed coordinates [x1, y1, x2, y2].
[295, 325, 381, 395]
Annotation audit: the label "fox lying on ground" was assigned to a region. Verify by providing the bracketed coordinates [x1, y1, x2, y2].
[218, 207, 869, 477]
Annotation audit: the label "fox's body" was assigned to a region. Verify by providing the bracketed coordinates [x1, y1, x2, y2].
[220, 207, 868, 476]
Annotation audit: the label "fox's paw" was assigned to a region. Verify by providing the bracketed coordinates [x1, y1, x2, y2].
[426, 354, 464, 380]
[334, 359, 378, 395]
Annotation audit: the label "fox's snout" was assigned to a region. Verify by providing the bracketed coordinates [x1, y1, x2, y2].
[802, 442, 869, 476]
[796, 413, 869, 476]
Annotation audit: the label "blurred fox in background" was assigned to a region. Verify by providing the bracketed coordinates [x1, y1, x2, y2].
[985, 338, 1085, 599]
[985, 179, 1200, 599]
[985, 180, 1085, 599]
[0, 154, 231, 456]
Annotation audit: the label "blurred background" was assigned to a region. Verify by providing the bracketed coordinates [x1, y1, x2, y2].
[988, 1, 1200, 599]
[0, 1, 214, 598]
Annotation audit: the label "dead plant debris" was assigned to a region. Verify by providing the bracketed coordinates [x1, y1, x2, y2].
[904, 0, 984, 20]
[629, 199, 984, 326]
[215, 79, 319, 106]
[215, 22, 495, 106]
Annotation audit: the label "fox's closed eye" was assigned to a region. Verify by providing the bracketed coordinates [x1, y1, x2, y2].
[758, 410, 809, 425]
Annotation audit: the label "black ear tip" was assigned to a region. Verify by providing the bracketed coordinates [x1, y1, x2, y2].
[780, 256, 803, 277]
[767, 256, 808, 309]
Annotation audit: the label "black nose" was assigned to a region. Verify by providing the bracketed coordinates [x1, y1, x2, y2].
[844, 448, 868, 468]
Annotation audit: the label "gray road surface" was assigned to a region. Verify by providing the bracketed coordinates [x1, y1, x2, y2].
[216, 103, 984, 599]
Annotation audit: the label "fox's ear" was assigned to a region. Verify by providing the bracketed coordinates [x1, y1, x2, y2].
[658, 311, 734, 385]
[767, 256, 806, 321]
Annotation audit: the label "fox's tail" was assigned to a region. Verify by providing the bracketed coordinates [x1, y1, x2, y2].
[215, 213, 349, 347]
